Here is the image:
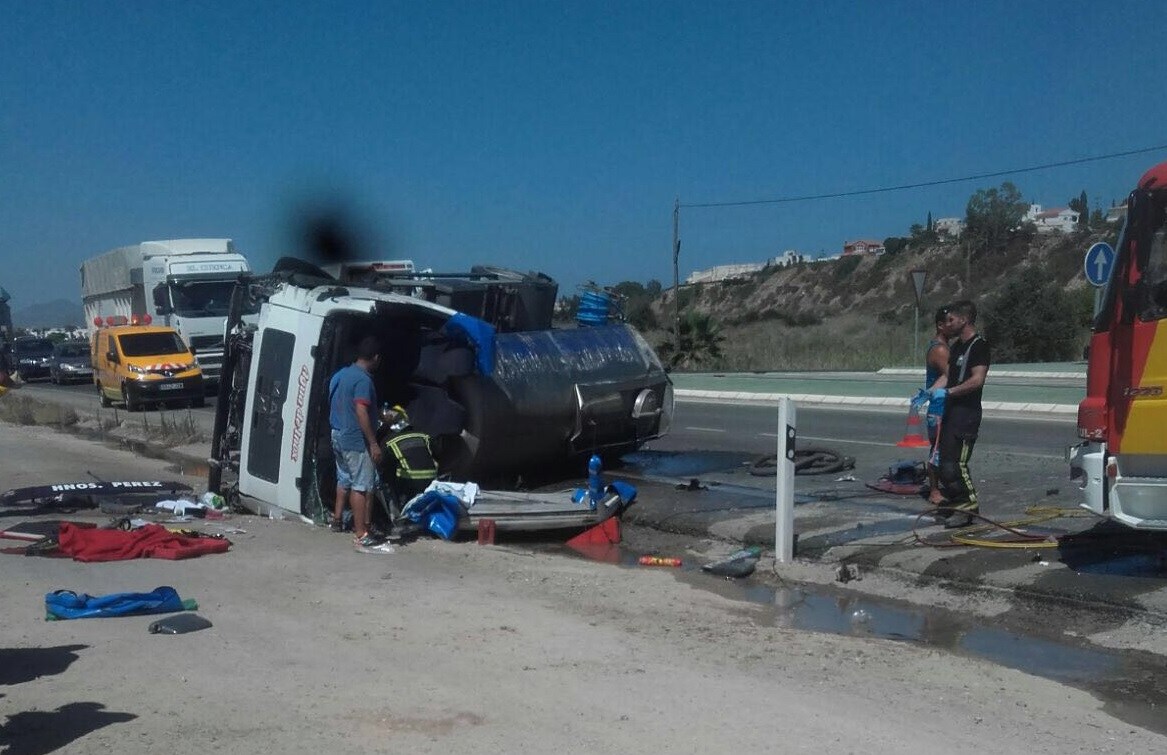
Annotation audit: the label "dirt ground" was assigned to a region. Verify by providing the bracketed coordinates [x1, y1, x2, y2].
[1, 424, 1163, 753]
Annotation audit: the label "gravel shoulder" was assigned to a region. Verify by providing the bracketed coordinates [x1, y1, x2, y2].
[1, 424, 1162, 752]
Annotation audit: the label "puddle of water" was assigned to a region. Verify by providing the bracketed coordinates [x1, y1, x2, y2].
[680, 570, 1167, 735]
[621, 450, 754, 478]
[960, 628, 1116, 683]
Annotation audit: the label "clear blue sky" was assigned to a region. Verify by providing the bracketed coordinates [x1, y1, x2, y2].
[2, 0, 1165, 307]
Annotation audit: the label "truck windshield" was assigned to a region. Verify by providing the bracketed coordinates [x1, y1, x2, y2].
[1136, 198, 1167, 322]
[118, 332, 188, 357]
[170, 280, 236, 317]
[14, 339, 54, 357]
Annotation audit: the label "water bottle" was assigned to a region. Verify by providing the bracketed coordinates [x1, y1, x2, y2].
[587, 454, 603, 503]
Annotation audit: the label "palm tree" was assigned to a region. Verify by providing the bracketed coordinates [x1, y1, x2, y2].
[657, 311, 725, 370]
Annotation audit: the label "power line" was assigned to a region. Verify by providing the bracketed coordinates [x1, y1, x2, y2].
[681, 143, 1167, 209]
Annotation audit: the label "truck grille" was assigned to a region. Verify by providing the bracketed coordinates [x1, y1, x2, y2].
[188, 335, 223, 352]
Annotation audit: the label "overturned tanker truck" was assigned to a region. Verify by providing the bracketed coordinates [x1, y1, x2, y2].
[207, 258, 673, 529]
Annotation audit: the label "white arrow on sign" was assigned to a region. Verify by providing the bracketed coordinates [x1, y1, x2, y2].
[1093, 248, 1109, 279]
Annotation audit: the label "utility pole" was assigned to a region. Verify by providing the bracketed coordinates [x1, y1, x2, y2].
[672, 197, 681, 348]
[964, 237, 971, 294]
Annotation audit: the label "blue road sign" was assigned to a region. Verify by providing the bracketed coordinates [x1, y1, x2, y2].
[1084, 242, 1114, 287]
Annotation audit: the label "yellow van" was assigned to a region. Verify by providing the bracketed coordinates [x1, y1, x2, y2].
[92, 323, 205, 410]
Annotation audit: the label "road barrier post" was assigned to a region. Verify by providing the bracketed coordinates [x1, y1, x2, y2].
[775, 397, 796, 564]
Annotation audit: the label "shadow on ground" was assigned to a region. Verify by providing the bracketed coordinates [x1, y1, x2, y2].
[0, 645, 88, 686]
[1, 702, 137, 754]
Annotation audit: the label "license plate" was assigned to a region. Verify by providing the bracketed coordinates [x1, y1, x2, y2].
[158, 383, 184, 391]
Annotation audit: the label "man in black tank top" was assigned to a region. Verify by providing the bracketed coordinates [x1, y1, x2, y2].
[930, 300, 991, 528]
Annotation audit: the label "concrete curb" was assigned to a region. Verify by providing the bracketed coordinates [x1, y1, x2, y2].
[674, 388, 1079, 415]
[877, 367, 1085, 380]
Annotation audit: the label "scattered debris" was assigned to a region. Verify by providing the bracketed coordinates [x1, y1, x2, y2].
[865, 461, 928, 495]
[676, 478, 706, 492]
[638, 555, 682, 567]
[356, 542, 396, 555]
[750, 448, 856, 477]
[45, 586, 197, 620]
[1, 520, 96, 543]
[834, 563, 862, 583]
[56, 522, 231, 562]
[2, 480, 193, 507]
[702, 547, 762, 578]
[565, 518, 622, 563]
[149, 613, 213, 634]
[477, 519, 497, 545]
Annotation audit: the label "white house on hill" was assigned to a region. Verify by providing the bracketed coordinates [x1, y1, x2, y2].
[1025, 204, 1079, 234]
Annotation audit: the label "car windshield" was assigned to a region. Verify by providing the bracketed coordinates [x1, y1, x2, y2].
[117, 332, 188, 358]
[170, 280, 236, 317]
[55, 343, 89, 358]
[14, 339, 54, 357]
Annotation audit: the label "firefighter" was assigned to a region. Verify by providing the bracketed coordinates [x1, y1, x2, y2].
[375, 404, 439, 523]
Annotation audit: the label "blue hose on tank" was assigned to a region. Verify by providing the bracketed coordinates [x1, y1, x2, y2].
[576, 290, 612, 326]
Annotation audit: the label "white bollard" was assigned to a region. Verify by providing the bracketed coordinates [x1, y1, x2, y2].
[774, 397, 796, 564]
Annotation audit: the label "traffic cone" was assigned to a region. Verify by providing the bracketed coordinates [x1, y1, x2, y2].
[896, 404, 931, 448]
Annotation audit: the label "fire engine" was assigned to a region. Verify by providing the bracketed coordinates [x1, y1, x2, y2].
[1069, 159, 1167, 529]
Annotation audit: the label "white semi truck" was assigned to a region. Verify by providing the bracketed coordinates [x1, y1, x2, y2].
[80, 239, 252, 383]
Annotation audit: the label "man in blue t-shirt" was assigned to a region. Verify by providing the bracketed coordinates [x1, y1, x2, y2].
[329, 335, 383, 547]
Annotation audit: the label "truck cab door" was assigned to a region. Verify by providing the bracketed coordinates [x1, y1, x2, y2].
[238, 302, 323, 514]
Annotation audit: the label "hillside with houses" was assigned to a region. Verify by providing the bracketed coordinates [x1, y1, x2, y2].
[634, 183, 1123, 371]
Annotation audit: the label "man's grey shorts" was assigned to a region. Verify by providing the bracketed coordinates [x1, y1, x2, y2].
[332, 431, 377, 492]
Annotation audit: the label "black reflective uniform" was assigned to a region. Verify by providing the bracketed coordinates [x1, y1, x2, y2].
[938, 334, 990, 510]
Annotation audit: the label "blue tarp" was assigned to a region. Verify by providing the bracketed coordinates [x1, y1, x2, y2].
[45, 586, 192, 621]
[444, 313, 496, 377]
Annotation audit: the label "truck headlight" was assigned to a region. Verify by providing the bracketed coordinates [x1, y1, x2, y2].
[128, 364, 148, 374]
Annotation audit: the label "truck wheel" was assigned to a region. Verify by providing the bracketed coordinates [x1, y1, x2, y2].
[98, 383, 112, 408]
[123, 383, 142, 412]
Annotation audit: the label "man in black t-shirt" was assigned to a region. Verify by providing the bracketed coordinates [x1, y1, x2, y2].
[928, 300, 991, 528]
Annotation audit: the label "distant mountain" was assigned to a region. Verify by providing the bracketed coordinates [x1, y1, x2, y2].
[13, 299, 86, 329]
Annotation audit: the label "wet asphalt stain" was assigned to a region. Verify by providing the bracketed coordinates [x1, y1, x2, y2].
[621, 449, 756, 479]
[669, 570, 1167, 736]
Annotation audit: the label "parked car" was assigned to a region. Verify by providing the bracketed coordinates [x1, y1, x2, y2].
[50, 341, 94, 384]
[11, 337, 55, 381]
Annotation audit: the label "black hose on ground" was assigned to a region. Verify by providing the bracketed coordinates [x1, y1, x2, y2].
[748, 447, 856, 476]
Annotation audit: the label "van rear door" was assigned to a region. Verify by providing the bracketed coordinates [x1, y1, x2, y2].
[238, 302, 323, 513]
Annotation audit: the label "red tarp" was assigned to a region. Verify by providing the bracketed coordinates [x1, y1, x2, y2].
[57, 523, 231, 562]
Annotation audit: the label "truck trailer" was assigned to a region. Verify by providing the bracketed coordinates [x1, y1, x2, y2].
[1069, 159, 1167, 529]
[207, 258, 673, 527]
[80, 239, 252, 383]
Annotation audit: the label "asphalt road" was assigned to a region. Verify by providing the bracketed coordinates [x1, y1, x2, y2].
[21, 381, 1078, 459]
[661, 399, 1077, 459]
